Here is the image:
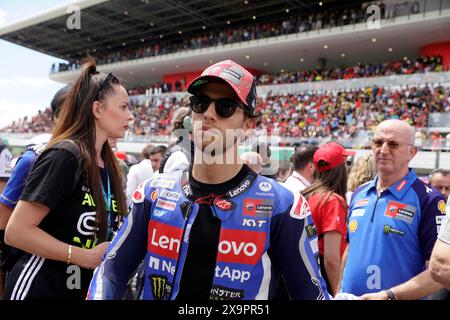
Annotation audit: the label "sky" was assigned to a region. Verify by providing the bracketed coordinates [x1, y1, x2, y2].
[0, 0, 73, 128]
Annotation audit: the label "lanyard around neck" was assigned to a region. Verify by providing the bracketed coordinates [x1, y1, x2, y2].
[102, 170, 111, 211]
[101, 167, 113, 240]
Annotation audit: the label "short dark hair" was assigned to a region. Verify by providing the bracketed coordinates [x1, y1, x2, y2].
[292, 144, 318, 171]
[150, 145, 168, 156]
[50, 84, 72, 119]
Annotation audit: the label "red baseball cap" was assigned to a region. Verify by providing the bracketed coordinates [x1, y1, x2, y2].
[187, 60, 257, 115]
[313, 142, 356, 172]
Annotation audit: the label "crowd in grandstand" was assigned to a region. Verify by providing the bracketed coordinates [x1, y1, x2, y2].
[3, 85, 449, 149]
[51, 2, 381, 73]
[256, 85, 450, 139]
[127, 79, 186, 95]
[256, 55, 444, 85]
[107, 55, 446, 94]
[2, 109, 54, 134]
[52, 55, 445, 101]
[7, 52, 450, 148]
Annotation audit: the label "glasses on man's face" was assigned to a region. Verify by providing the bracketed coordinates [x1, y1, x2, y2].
[189, 94, 248, 118]
[372, 138, 413, 149]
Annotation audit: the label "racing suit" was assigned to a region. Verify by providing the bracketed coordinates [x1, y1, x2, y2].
[88, 168, 329, 300]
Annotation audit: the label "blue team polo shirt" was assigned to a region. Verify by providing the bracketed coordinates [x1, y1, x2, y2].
[0, 150, 38, 208]
[341, 169, 446, 296]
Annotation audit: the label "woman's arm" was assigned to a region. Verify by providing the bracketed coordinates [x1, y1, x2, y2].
[323, 231, 343, 296]
[5, 200, 108, 270]
[336, 246, 348, 293]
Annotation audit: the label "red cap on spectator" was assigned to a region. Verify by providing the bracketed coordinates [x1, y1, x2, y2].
[313, 142, 355, 172]
[187, 60, 257, 115]
[114, 151, 127, 161]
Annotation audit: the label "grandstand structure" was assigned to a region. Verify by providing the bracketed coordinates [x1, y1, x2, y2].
[1, 0, 450, 170]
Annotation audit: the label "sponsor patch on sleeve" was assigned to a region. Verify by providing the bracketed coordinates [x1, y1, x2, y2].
[132, 182, 146, 204]
[305, 223, 318, 238]
[438, 200, 446, 215]
[150, 178, 176, 190]
[159, 189, 181, 201]
[156, 199, 176, 211]
[147, 221, 183, 259]
[290, 194, 311, 220]
[151, 190, 159, 202]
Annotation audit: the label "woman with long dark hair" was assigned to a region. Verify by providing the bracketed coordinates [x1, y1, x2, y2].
[302, 142, 354, 296]
[3, 57, 133, 300]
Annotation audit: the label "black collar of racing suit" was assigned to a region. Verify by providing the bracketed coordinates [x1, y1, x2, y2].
[180, 165, 258, 201]
[180, 165, 258, 222]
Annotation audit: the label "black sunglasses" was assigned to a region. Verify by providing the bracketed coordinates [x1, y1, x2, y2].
[189, 95, 249, 118]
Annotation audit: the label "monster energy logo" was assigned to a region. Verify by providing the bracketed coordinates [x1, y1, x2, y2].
[150, 274, 171, 300]
[305, 224, 318, 238]
[383, 225, 405, 236]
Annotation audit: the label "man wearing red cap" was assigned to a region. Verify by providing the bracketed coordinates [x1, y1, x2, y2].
[88, 60, 329, 300]
[340, 119, 445, 299]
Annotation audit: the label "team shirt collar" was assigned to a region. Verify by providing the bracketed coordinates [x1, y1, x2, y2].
[364, 168, 417, 200]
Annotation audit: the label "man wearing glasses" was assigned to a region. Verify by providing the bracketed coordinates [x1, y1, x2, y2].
[340, 119, 445, 299]
[88, 60, 329, 300]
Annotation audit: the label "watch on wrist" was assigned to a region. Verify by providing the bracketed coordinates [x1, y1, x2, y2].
[385, 289, 397, 300]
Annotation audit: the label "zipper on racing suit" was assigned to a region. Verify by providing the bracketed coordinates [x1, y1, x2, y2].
[169, 201, 193, 299]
